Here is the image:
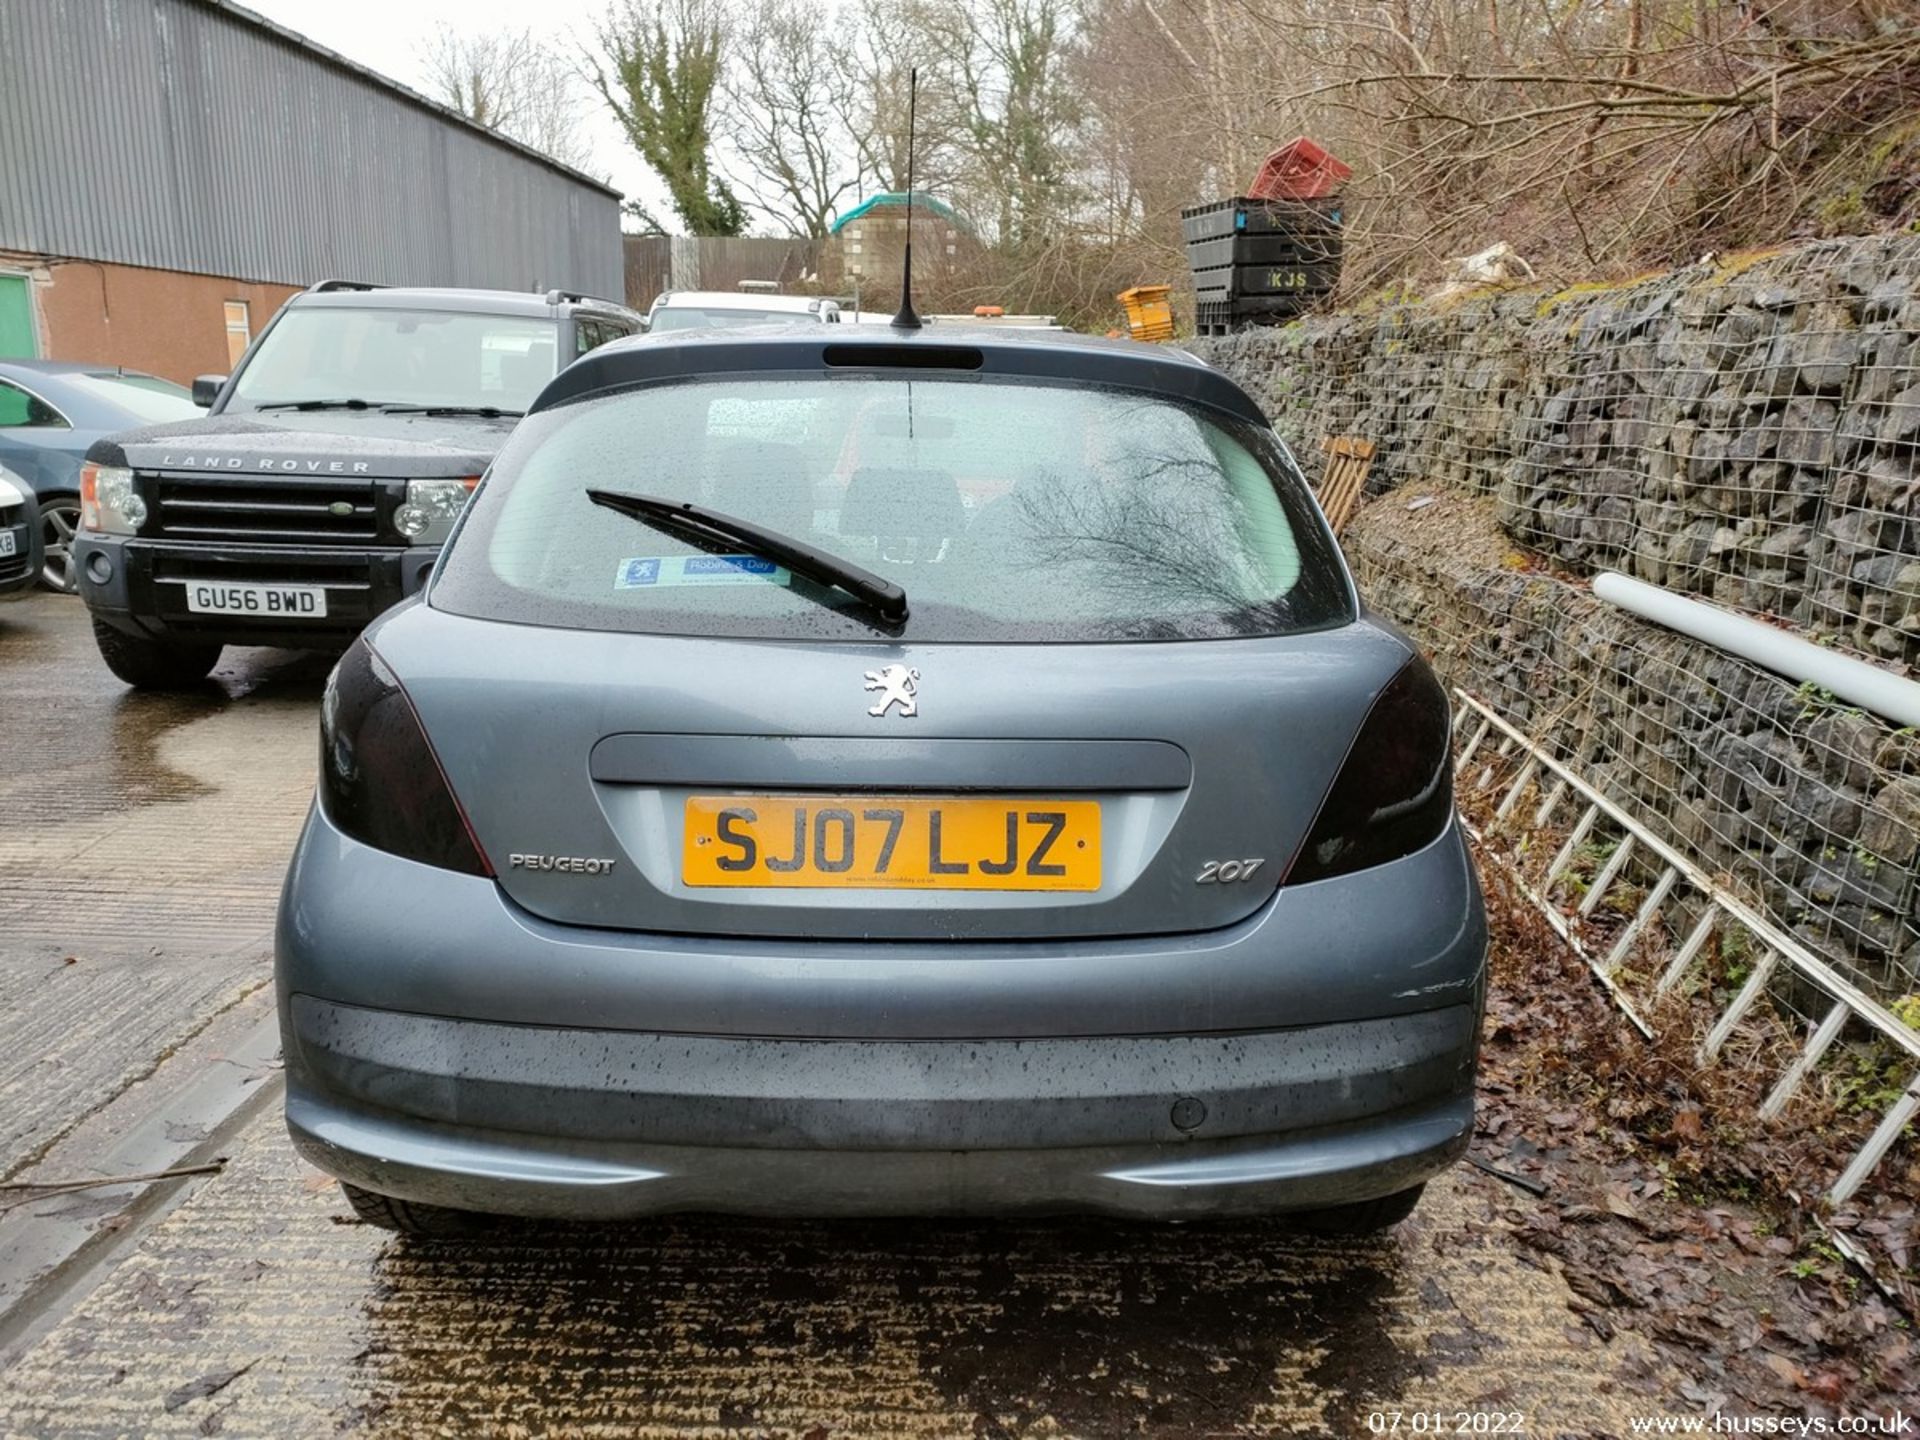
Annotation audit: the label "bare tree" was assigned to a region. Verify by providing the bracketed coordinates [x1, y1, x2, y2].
[920, 0, 1087, 251]
[1056, 0, 1920, 300]
[1143, 0, 1919, 285]
[588, 0, 748, 236]
[575, 0, 1916, 319]
[721, 0, 863, 237]
[418, 26, 593, 171]
[840, 0, 967, 198]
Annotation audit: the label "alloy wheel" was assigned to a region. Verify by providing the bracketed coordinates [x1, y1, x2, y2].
[39, 498, 79, 594]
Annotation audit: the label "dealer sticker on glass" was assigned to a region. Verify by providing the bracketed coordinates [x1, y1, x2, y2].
[615, 555, 791, 589]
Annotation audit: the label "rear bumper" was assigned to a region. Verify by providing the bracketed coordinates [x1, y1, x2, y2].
[278, 805, 1486, 1219]
[285, 998, 1477, 1220]
[75, 535, 435, 647]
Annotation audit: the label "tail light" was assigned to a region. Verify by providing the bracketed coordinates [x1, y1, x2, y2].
[1284, 655, 1454, 885]
[318, 638, 492, 876]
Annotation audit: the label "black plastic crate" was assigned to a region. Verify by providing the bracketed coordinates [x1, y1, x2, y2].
[1180, 196, 1344, 245]
[1185, 230, 1343, 272]
[1191, 260, 1340, 302]
[1194, 296, 1319, 335]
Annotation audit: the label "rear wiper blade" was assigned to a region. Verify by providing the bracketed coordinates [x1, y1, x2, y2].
[378, 404, 524, 418]
[585, 488, 908, 625]
[252, 398, 396, 412]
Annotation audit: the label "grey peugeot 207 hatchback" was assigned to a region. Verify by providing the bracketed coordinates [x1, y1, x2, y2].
[276, 322, 1486, 1238]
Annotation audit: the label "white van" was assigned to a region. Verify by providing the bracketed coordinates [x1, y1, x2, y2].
[647, 291, 843, 331]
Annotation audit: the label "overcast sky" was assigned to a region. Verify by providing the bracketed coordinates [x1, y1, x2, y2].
[244, 0, 671, 221]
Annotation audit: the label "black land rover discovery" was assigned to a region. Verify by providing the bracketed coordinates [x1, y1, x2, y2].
[74, 280, 641, 688]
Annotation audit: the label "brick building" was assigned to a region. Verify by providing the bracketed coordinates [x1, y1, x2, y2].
[0, 0, 623, 383]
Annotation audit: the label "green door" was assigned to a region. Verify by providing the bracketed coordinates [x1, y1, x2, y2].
[0, 274, 36, 358]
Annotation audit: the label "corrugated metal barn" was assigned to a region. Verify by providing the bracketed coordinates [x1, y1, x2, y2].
[0, 0, 624, 380]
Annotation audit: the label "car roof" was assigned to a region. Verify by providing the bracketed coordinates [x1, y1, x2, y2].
[0, 357, 174, 380]
[533, 324, 1265, 427]
[650, 291, 833, 313]
[289, 286, 641, 323]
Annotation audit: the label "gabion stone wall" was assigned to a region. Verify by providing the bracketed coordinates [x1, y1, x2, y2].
[1195, 231, 1920, 670]
[1191, 234, 1920, 1002]
[1343, 491, 1920, 1006]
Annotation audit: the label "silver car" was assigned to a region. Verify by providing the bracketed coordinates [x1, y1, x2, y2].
[646, 290, 843, 331]
[277, 324, 1486, 1238]
[0, 465, 42, 601]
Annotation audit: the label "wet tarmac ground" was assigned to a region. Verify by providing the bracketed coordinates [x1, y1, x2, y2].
[0, 593, 1692, 1437]
[0, 596, 323, 1190]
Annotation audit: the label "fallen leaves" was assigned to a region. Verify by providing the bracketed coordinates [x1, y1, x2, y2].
[1468, 857, 1920, 1416]
[1603, 1186, 1644, 1224]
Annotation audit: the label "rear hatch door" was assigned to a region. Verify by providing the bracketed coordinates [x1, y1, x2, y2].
[376, 606, 1410, 941]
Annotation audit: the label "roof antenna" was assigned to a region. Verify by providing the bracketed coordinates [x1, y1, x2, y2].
[891, 68, 923, 331]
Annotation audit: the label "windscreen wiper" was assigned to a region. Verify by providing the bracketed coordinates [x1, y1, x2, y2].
[379, 404, 524, 418]
[585, 488, 908, 625]
[253, 398, 397, 411]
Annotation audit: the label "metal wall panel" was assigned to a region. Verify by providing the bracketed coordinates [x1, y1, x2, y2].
[0, 0, 624, 297]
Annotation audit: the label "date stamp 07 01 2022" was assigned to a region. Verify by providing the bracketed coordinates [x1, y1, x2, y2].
[1365, 1414, 1527, 1436]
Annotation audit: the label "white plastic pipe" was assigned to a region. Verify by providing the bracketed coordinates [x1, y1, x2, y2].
[1591, 571, 1920, 730]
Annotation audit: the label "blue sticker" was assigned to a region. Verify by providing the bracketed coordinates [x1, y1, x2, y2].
[615, 555, 791, 590]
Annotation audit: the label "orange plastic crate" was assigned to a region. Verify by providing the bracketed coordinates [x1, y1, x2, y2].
[1117, 284, 1175, 341]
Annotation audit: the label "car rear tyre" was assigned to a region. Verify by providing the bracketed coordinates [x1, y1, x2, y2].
[38, 498, 79, 594]
[1290, 1183, 1425, 1235]
[340, 1182, 500, 1239]
[90, 616, 221, 689]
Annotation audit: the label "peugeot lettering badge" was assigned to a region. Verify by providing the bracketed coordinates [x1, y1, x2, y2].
[864, 664, 920, 718]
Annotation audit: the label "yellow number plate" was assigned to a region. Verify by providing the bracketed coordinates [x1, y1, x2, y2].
[682, 796, 1101, 891]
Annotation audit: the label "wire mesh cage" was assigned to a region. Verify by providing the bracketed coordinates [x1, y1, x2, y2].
[1194, 233, 1920, 1270]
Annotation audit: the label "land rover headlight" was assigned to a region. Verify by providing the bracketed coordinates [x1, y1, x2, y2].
[395, 477, 478, 545]
[0, 473, 26, 510]
[80, 464, 146, 534]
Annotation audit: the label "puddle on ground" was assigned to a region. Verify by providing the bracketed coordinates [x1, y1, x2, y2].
[1, 597, 331, 825]
[91, 652, 332, 815]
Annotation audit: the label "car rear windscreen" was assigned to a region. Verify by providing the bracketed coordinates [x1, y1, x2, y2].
[431, 375, 1353, 643]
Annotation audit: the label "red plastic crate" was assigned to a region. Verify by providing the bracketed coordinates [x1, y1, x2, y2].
[1247, 138, 1352, 202]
